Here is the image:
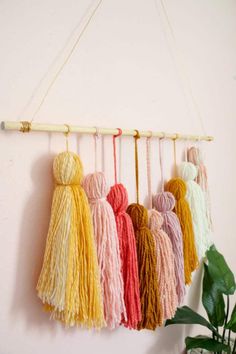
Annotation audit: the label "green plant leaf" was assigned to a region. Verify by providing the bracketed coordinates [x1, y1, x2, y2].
[225, 303, 236, 333]
[165, 306, 219, 335]
[206, 245, 236, 295]
[185, 335, 231, 353]
[202, 263, 225, 327]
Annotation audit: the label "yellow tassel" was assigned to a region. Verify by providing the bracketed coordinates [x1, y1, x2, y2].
[166, 178, 199, 285]
[37, 151, 105, 328]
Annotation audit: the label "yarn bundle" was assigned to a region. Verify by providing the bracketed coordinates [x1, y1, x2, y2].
[154, 192, 185, 305]
[127, 204, 162, 330]
[107, 130, 141, 329]
[127, 131, 162, 330]
[166, 178, 199, 285]
[154, 139, 185, 304]
[37, 151, 104, 328]
[145, 137, 178, 320]
[187, 146, 212, 231]
[83, 171, 126, 329]
[178, 162, 210, 259]
[148, 209, 178, 321]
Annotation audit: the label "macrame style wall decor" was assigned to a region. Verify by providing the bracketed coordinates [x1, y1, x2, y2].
[2, 0, 215, 333]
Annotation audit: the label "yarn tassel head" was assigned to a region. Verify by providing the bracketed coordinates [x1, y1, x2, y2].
[178, 162, 211, 259]
[37, 151, 105, 328]
[127, 203, 163, 330]
[153, 192, 186, 305]
[107, 183, 141, 329]
[148, 209, 178, 320]
[187, 146, 212, 230]
[166, 177, 199, 285]
[83, 171, 126, 329]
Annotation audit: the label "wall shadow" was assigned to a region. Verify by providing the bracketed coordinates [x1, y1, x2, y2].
[10, 153, 60, 334]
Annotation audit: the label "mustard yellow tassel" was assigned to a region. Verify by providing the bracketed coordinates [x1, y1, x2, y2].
[37, 151, 105, 328]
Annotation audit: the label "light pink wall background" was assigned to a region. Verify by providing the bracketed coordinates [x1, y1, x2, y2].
[0, 1, 235, 353]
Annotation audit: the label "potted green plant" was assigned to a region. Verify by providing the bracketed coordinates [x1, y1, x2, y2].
[165, 245, 236, 353]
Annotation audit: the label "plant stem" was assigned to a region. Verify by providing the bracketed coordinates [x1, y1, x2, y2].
[222, 295, 230, 344]
[233, 338, 236, 353]
[228, 330, 231, 347]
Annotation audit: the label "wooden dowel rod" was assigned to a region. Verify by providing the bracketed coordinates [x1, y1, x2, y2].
[1, 121, 214, 141]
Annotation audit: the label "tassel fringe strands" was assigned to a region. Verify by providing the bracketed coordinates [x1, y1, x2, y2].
[107, 184, 141, 329]
[178, 162, 211, 259]
[148, 210, 178, 321]
[107, 130, 141, 330]
[187, 146, 212, 231]
[153, 192, 186, 305]
[127, 204, 163, 330]
[83, 172, 126, 329]
[127, 130, 162, 330]
[37, 151, 104, 328]
[166, 178, 199, 285]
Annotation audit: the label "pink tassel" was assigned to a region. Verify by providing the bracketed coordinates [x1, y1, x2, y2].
[148, 209, 178, 320]
[83, 172, 126, 329]
[187, 146, 212, 231]
[107, 183, 141, 329]
[154, 191, 186, 305]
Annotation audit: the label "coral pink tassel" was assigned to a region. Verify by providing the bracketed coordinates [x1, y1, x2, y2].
[107, 184, 141, 329]
[83, 171, 126, 329]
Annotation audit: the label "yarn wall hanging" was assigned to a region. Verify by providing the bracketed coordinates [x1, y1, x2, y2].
[83, 131, 126, 329]
[36, 132, 104, 328]
[145, 135, 178, 322]
[166, 137, 198, 285]
[153, 137, 186, 305]
[127, 130, 162, 330]
[107, 129, 141, 330]
[187, 145, 212, 231]
[178, 158, 211, 259]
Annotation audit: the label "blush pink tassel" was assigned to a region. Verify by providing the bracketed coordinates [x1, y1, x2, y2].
[107, 183, 141, 329]
[187, 146, 212, 231]
[148, 209, 178, 320]
[83, 172, 126, 329]
[154, 193, 186, 305]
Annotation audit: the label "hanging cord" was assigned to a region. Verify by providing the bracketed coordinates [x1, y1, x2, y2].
[156, 0, 207, 135]
[158, 134, 165, 192]
[30, 0, 104, 122]
[113, 128, 122, 184]
[134, 130, 141, 204]
[172, 134, 178, 177]
[146, 133, 152, 209]
[64, 124, 71, 151]
[94, 127, 100, 171]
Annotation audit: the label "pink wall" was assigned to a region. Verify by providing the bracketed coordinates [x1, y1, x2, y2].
[0, 1, 235, 353]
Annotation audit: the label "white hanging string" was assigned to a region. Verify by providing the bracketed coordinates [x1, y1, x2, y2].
[155, 0, 207, 135]
[30, 0, 104, 122]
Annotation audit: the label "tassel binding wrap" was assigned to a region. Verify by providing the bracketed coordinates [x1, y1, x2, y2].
[107, 183, 141, 329]
[36, 151, 105, 328]
[148, 209, 178, 321]
[166, 178, 199, 285]
[153, 191, 185, 305]
[83, 172, 126, 329]
[127, 203, 163, 330]
[178, 162, 211, 259]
